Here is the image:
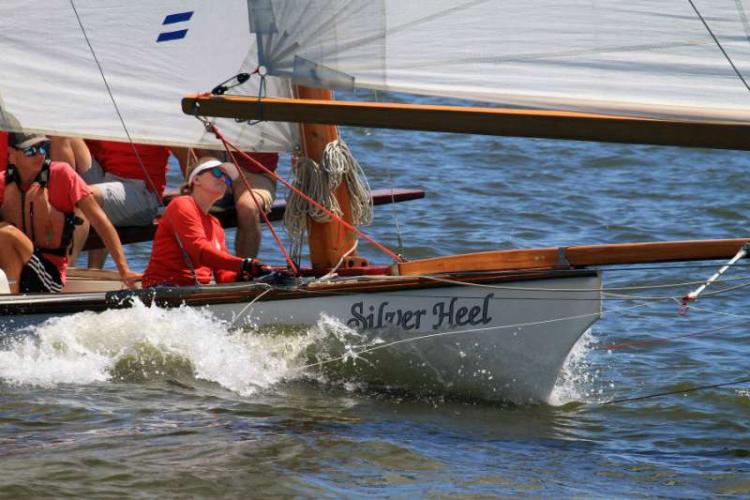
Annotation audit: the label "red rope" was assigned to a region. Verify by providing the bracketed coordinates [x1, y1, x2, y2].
[206, 122, 404, 264]
[221, 139, 298, 274]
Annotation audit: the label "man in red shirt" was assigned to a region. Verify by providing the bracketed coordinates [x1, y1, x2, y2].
[84, 140, 171, 226]
[0, 133, 140, 293]
[83, 140, 171, 268]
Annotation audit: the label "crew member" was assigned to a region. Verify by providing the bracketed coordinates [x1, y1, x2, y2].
[50, 137, 92, 175]
[0, 131, 8, 170]
[173, 148, 278, 259]
[0, 133, 140, 293]
[142, 157, 268, 287]
[84, 139, 171, 268]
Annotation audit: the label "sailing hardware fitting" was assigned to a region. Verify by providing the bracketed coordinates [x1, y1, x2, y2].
[211, 72, 252, 95]
[679, 243, 750, 314]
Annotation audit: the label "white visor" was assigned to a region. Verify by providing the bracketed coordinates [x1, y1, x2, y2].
[188, 160, 239, 185]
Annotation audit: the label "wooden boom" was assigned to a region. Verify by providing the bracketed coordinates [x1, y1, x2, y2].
[398, 239, 750, 275]
[183, 95, 750, 151]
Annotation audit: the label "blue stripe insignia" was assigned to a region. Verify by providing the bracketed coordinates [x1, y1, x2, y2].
[157, 11, 193, 43]
[157, 29, 188, 42]
[163, 11, 193, 25]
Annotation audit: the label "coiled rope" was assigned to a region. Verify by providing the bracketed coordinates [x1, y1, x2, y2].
[284, 139, 373, 239]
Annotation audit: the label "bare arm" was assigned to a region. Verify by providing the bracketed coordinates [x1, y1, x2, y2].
[76, 194, 141, 288]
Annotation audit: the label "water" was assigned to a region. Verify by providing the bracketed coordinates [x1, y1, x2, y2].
[2, 97, 750, 496]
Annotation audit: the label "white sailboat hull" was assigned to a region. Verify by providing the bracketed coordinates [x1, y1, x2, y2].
[211, 274, 601, 403]
[0, 271, 601, 404]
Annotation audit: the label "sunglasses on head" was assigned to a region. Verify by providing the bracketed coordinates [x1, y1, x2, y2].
[203, 166, 232, 187]
[21, 143, 49, 157]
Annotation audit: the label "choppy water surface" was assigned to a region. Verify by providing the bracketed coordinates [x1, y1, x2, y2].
[2, 95, 750, 496]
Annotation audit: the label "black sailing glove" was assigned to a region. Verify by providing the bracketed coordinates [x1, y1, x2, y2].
[239, 258, 271, 281]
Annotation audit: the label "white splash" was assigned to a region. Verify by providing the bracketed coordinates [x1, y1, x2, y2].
[0, 301, 335, 396]
[548, 328, 602, 406]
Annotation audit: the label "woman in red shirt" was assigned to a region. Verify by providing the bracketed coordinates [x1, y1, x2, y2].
[142, 158, 267, 287]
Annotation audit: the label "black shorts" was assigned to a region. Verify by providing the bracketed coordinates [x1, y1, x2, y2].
[20, 250, 63, 293]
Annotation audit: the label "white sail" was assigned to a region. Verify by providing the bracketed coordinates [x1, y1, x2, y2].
[0, 0, 297, 151]
[252, 0, 750, 123]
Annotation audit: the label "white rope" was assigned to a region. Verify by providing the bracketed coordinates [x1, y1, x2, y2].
[324, 139, 373, 227]
[293, 299, 661, 372]
[228, 285, 272, 328]
[283, 139, 372, 240]
[315, 240, 359, 283]
[340, 272, 750, 295]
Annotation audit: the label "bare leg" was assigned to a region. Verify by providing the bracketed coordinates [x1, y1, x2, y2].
[234, 188, 262, 258]
[67, 209, 90, 267]
[86, 185, 108, 268]
[0, 223, 33, 294]
[88, 248, 108, 269]
[50, 137, 92, 175]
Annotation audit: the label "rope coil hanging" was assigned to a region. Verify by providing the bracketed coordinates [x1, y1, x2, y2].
[197, 120, 402, 265]
[284, 138, 373, 238]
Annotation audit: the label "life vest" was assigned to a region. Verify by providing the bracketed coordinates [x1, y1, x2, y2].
[1, 160, 81, 256]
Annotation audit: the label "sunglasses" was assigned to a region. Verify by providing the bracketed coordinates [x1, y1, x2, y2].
[202, 166, 232, 187]
[21, 143, 49, 157]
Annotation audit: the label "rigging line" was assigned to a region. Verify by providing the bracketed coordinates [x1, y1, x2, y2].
[691, 278, 750, 298]
[70, 0, 200, 286]
[734, 0, 750, 45]
[682, 301, 750, 320]
[687, 0, 750, 93]
[216, 130, 299, 274]
[603, 292, 682, 302]
[68, 0, 161, 199]
[603, 262, 750, 273]
[603, 377, 750, 405]
[386, 169, 405, 256]
[356, 273, 750, 294]
[207, 123, 403, 263]
[315, 240, 358, 283]
[594, 320, 750, 351]
[292, 284, 633, 302]
[293, 301, 656, 372]
[228, 285, 272, 329]
[603, 279, 750, 301]
[605, 291, 701, 302]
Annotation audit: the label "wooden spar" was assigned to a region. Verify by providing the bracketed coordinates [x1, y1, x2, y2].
[398, 239, 750, 275]
[295, 86, 359, 270]
[182, 95, 750, 151]
[82, 188, 425, 250]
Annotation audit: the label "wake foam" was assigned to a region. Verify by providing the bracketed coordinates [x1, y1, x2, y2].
[0, 301, 348, 396]
[549, 328, 608, 406]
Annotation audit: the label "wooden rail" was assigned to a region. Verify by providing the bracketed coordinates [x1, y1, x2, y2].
[398, 239, 750, 275]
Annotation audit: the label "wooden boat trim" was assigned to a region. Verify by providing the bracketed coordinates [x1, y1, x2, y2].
[0, 269, 598, 317]
[183, 95, 750, 151]
[398, 238, 750, 275]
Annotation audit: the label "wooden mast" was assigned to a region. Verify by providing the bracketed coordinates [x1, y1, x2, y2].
[182, 95, 750, 151]
[294, 86, 361, 270]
